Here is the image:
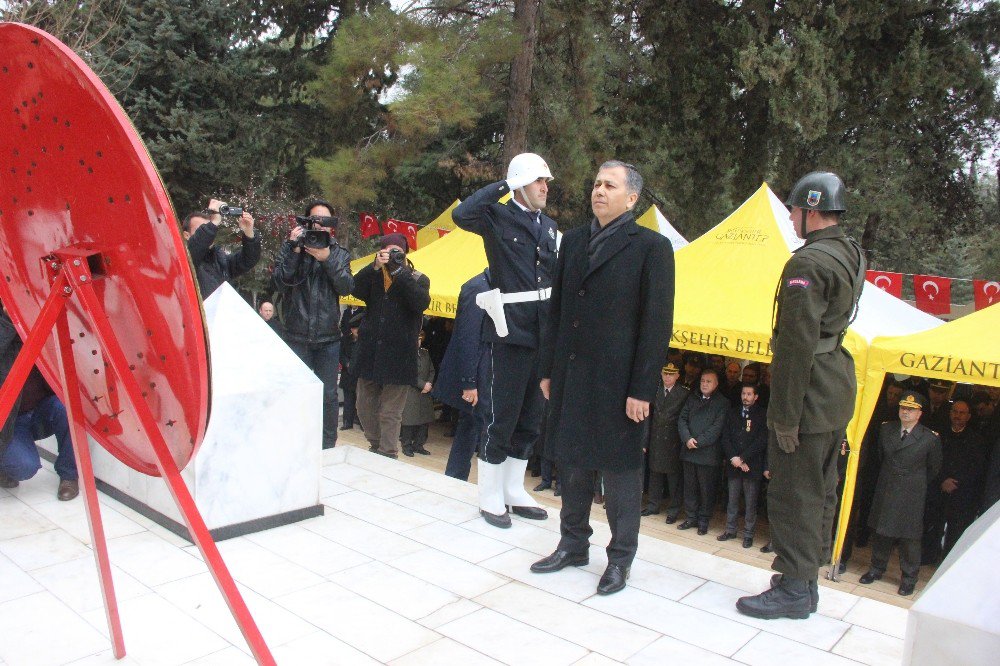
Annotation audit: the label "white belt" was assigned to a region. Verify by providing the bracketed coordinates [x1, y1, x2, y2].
[501, 288, 551, 303]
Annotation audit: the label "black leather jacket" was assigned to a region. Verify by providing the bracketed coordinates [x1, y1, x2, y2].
[272, 240, 353, 344]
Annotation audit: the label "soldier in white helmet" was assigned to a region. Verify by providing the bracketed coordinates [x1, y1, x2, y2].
[452, 153, 558, 528]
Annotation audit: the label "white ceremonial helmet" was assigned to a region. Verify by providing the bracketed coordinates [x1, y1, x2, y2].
[506, 152, 554, 183]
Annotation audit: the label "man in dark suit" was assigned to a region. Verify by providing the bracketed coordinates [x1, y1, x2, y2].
[531, 160, 675, 595]
[718, 383, 768, 548]
[643, 361, 689, 521]
[453, 153, 557, 527]
[860, 392, 942, 596]
[434, 270, 490, 481]
[677, 368, 730, 535]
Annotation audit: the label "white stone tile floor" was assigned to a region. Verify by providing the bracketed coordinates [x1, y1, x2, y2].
[0, 446, 910, 664]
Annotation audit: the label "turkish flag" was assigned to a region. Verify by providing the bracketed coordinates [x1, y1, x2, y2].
[438, 228, 451, 238]
[913, 274, 951, 315]
[973, 279, 1000, 310]
[386, 218, 419, 250]
[359, 212, 380, 238]
[865, 270, 903, 298]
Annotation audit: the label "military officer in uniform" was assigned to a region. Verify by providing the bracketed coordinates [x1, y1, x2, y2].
[453, 153, 557, 528]
[737, 171, 866, 620]
[859, 392, 941, 595]
[643, 362, 689, 521]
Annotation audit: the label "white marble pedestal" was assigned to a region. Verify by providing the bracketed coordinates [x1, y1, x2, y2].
[40, 283, 324, 540]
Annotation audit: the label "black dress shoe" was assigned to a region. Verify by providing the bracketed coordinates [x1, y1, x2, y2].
[677, 519, 697, 530]
[737, 577, 812, 620]
[760, 542, 773, 553]
[480, 509, 512, 529]
[665, 514, 677, 524]
[532, 481, 551, 492]
[339, 423, 353, 431]
[716, 532, 737, 542]
[368, 443, 379, 453]
[898, 581, 915, 596]
[553, 484, 561, 497]
[402, 446, 414, 457]
[510, 505, 548, 520]
[530, 549, 588, 573]
[858, 570, 882, 585]
[641, 503, 660, 516]
[414, 445, 431, 455]
[0, 472, 18, 489]
[375, 450, 398, 459]
[597, 563, 630, 595]
[837, 562, 847, 574]
[697, 525, 708, 536]
[742, 537, 754, 548]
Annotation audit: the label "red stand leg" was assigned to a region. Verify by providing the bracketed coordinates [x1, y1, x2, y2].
[54, 310, 126, 658]
[69, 278, 276, 665]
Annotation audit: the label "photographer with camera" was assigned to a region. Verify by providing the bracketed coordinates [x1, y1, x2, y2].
[273, 200, 354, 450]
[182, 198, 261, 298]
[351, 233, 431, 458]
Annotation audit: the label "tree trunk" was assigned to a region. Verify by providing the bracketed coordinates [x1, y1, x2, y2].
[501, 0, 541, 173]
[860, 211, 880, 263]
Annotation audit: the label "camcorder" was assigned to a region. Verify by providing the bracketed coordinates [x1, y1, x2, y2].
[218, 204, 243, 217]
[295, 215, 338, 250]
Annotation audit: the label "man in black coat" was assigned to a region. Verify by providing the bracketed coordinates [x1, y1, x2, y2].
[434, 270, 490, 481]
[643, 361, 689, 522]
[934, 400, 988, 558]
[718, 383, 768, 548]
[183, 199, 261, 299]
[860, 392, 941, 595]
[351, 233, 431, 458]
[453, 153, 557, 527]
[273, 200, 354, 449]
[531, 161, 675, 595]
[677, 368, 730, 535]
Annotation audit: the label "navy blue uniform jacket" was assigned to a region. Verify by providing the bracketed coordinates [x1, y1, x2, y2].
[452, 181, 557, 349]
[433, 271, 491, 413]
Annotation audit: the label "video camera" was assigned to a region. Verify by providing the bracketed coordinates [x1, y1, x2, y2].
[217, 204, 243, 217]
[294, 215, 339, 250]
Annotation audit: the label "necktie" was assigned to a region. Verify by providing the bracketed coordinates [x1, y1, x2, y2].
[742, 408, 748, 419]
[901, 430, 908, 441]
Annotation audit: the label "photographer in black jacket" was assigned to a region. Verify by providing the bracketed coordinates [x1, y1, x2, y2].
[351, 233, 431, 458]
[273, 200, 354, 449]
[183, 198, 261, 298]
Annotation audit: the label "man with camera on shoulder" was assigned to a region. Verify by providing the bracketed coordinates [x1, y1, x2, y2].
[182, 198, 260, 298]
[351, 233, 431, 458]
[273, 200, 354, 450]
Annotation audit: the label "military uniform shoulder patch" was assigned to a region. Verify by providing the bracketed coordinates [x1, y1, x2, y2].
[548, 227, 556, 240]
[787, 277, 811, 288]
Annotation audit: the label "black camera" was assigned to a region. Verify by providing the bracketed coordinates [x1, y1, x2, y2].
[299, 229, 330, 250]
[218, 204, 243, 217]
[295, 215, 338, 229]
[388, 248, 406, 266]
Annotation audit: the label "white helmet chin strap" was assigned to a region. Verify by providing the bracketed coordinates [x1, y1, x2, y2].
[518, 186, 542, 212]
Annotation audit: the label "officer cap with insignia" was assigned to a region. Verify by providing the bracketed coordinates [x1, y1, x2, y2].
[662, 362, 680, 374]
[898, 392, 927, 410]
[928, 379, 953, 391]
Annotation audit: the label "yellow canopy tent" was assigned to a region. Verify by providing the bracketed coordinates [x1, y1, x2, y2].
[415, 199, 459, 249]
[831, 304, 1000, 566]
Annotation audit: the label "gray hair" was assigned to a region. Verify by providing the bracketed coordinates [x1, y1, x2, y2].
[599, 160, 643, 196]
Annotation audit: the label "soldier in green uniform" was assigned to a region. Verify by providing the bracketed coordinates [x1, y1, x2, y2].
[737, 172, 866, 620]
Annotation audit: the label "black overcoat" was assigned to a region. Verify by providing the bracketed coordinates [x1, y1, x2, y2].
[646, 384, 689, 474]
[720, 402, 768, 477]
[539, 214, 674, 473]
[868, 421, 942, 539]
[351, 264, 431, 386]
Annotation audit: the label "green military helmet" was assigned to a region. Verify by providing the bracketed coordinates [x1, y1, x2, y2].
[785, 171, 847, 212]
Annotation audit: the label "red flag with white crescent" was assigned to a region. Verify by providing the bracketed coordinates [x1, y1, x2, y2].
[386, 218, 419, 250]
[359, 212, 380, 238]
[973, 279, 1000, 311]
[865, 270, 903, 298]
[913, 274, 951, 315]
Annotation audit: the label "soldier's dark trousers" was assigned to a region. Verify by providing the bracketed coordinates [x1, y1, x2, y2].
[558, 465, 642, 567]
[647, 469, 683, 519]
[869, 532, 921, 585]
[767, 430, 840, 580]
[476, 342, 544, 464]
[682, 461, 718, 528]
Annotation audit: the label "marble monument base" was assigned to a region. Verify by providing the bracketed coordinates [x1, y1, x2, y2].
[40, 283, 325, 541]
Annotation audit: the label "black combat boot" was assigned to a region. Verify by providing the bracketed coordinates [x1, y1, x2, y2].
[769, 573, 818, 613]
[736, 576, 813, 620]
